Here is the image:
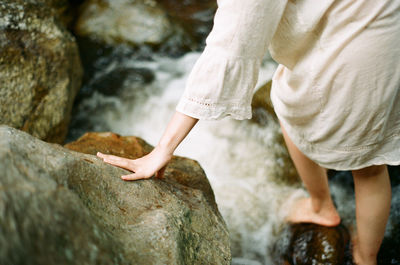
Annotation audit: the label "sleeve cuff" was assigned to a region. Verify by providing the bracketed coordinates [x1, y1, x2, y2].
[176, 95, 252, 120]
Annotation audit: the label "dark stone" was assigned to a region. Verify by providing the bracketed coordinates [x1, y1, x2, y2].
[74, 35, 115, 85]
[272, 223, 351, 265]
[90, 67, 154, 96]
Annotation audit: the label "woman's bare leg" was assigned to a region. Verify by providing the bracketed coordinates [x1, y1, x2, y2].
[352, 165, 391, 265]
[281, 123, 341, 226]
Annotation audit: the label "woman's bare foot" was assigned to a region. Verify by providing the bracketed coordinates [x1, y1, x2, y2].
[286, 197, 341, 227]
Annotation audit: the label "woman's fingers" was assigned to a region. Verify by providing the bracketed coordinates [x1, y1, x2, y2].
[97, 151, 169, 181]
[97, 152, 134, 171]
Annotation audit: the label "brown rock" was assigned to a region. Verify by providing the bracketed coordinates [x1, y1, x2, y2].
[65, 131, 220, 214]
[65, 131, 153, 159]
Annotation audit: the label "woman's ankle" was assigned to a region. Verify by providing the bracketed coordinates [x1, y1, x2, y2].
[286, 197, 341, 226]
[311, 196, 336, 213]
[311, 197, 341, 223]
[353, 250, 377, 265]
[352, 238, 378, 265]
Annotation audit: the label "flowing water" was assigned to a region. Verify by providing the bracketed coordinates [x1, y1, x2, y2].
[68, 50, 399, 265]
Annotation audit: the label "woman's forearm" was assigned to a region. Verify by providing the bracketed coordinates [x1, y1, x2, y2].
[156, 111, 199, 155]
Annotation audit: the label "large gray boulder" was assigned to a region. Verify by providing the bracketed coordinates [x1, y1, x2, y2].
[0, 0, 83, 143]
[0, 126, 231, 265]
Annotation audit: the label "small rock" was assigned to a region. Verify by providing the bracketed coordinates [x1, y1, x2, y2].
[272, 223, 351, 265]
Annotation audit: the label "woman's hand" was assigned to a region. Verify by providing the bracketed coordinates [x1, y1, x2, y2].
[97, 111, 198, 181]
[97, 146, 172, 180]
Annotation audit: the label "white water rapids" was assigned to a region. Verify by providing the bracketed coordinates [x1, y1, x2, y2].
[72, 51, 398, 264]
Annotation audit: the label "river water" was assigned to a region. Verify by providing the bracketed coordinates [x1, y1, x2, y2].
[68, 50, 399, 265]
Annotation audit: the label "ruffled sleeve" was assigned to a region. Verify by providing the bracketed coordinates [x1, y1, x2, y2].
[176, 0, 288, 120]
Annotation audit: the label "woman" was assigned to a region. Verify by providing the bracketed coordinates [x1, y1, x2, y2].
[98, 1, 400, 264]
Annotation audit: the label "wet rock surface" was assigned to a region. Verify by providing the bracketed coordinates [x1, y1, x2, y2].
[272, 223, 351, 265]
[0, 126, 231, 265]
[0, 0, 83, 143]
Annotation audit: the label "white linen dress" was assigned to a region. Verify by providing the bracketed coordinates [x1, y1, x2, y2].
[176, 0, 400, 170]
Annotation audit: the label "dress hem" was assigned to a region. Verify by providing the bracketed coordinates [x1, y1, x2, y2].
[278, 115, 400, 171]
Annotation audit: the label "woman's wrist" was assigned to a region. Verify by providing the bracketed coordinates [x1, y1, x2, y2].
[154, 141, 174, 160]
[156, 111, 198, 157]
